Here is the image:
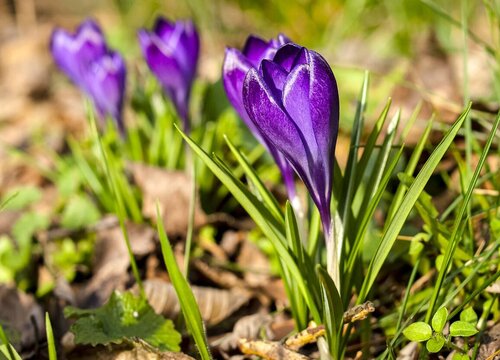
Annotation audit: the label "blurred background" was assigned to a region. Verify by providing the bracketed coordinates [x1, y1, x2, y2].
[0, 0, 498, 184]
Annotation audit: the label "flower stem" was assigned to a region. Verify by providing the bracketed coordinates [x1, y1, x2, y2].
[290, 194, 307, 245]
[326, 217, 340, 292]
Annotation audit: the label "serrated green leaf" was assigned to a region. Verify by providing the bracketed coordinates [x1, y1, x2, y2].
[60, 194, 100, 229]
[402, 322, 432, 342]
[432, 307, 448, 332]
[449, 321, 478, 337]
[460, 307, 478, 325]
[65, 291, 181, 351]
[426, 333, 445, 353]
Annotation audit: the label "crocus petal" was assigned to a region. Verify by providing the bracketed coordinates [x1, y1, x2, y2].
[242, 35, 273, 67]
[260, 60, 288, 103]
[273, 43, 305, 72]
[222, 49, 252, 120]
[282, 64, 319, 158]
[85, 52, 126, 133]
[50, 19, 107, 90]
[177, 20, 200, 77]
[138, 18, 199, 130]
[154, 17, 176, 41]
[243, 69, 309, 174]
[308, 50, 339, 175]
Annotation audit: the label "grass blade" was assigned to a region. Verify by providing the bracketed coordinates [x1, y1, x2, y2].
[225, 135, 284, 225]
[0, 325, 21, 360]
[318, 265, 343, 359]
[178, 125, 321, 321]
[156, 204, 212, 360]
[425, 110, 500, 321]
[358, 103, 471, 303]
[45, 313, 57, 360]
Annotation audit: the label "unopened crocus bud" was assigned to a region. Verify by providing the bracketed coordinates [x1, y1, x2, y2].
[138, 17, 200, 132]
[243, 43, 339, 266]
[50, 19, 126, 133]
[222, 34, 298, 200]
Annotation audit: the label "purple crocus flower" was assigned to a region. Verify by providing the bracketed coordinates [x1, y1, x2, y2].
[222, 34, 298, 200]
[138, 17, 200, 131]
[50, 19, 126, 133]
[84, 52, 127, 134]
[242, 43, 339, 252]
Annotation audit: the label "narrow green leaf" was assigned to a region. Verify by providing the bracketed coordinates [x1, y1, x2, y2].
[450, 321, 478, 337]
[386, 116, 434, 223]
[225, 135, 284, 225]
[355, 98, 392, 174]
[156, 205, 212, 360]
[317, 265, 343, 358]
[343, 145, 404, 296]
[431, 307, 448, 333]
[339, 71, 369, 246]
[45, 313, 57, 360]
[178, 126, 321, 321]
[359, 104, 471, 302]
[426, 109, 500, 321]
[0, 325, 20, 360]
[402, 322, 432, 342]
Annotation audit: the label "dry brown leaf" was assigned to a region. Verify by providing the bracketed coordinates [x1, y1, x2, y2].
[192, 258, 245, 289]
[214, 313, 273, 352]
[64, 342, 195, 360]
[236, 239, 271, 288]
[0, 285, 44, 354]
[477, 322, 500, 360]
[141, 278, 251, 327]
[238, 339, 310, 360]
[129, 163, 207, 237]
[78, 220, 155, 308]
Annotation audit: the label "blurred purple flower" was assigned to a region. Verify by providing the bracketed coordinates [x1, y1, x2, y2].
[138, 17, 200, 131]
[222, 34, 298, 200]
[242, 43, 339, 240]
[50, 19, 126, 133]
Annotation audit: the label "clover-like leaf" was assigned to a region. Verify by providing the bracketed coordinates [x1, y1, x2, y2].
[426, 332, 445, 353]
[432, 307, 448, 333]
[451, 353, 470, 360]
[450, 321, 478, 337]
[403, 322, 432, 342]
[460, 307, 478, 325]
[64, 291, 181, 351]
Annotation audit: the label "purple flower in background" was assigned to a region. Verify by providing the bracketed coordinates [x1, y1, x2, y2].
[222, 34, 298, 200]
[242, 43, 339, 244]
[50, 19, 126, 133]
[138, 18, 200, 131]
[84, 52, 126, 134]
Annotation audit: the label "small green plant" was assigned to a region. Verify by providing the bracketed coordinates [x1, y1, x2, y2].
[64, 291, 181, 352]
[403, 307, 479, 357]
